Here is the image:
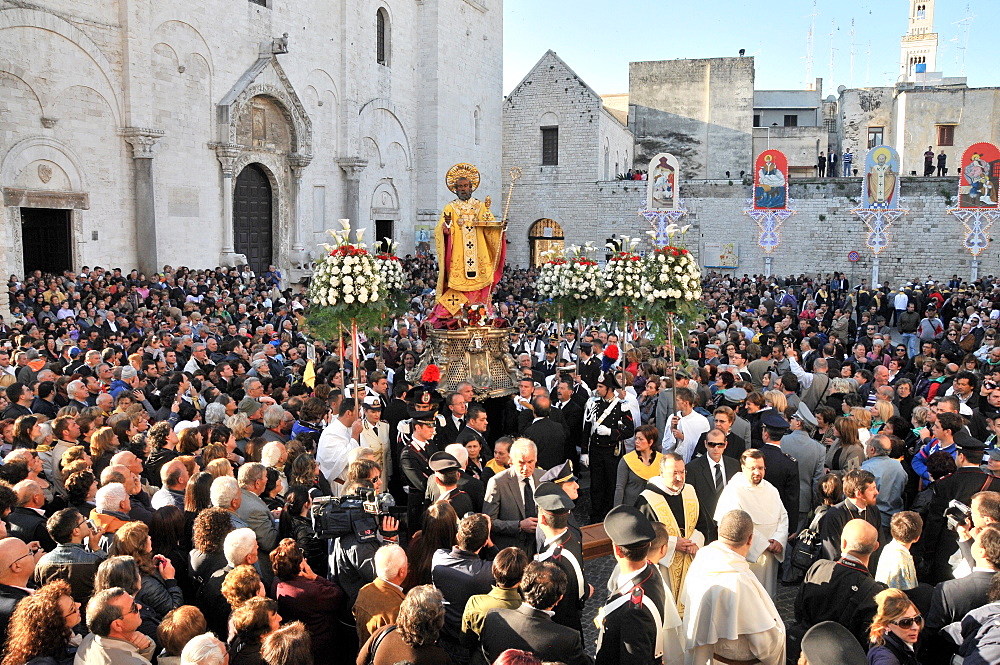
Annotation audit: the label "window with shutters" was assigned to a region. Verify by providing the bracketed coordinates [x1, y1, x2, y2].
[783, 115, 798, 127]
[936, 125, 955, 146]
[541, 127, 558, 166]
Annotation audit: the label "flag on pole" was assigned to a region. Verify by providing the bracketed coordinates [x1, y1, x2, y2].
[303, 360, 316, 389]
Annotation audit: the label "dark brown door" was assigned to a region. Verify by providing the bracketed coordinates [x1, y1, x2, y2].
[21, 208, 71, 275]
[234, 164, 273, 275]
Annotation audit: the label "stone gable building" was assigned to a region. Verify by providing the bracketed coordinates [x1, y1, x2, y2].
[502, 50, 634, 267]
[0, 0, 502, 281]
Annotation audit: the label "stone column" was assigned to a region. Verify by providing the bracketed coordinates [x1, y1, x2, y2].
[122, 127, 164, 274]
[337, 157, 368, 234]
[214, 144, 242, 267]
[288, 153, 313, 264]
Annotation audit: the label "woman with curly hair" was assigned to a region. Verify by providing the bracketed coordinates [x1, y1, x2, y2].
[222, 564, 265, 613]
[145, 421, 180, 486]
[288, 453, 332, 496]
[356, 585, 448, 665]
[64, 470, 97, 516]
[402, 502, 458, 590]
[190, 507, 234, 587]
[229, 597, 281, 665]
[269, 538, 344, 665]
[89, 426, 118, 479]
[108, 521, 184, 624]
[277, 486, 327, 577]
[1, 579, 81, 665]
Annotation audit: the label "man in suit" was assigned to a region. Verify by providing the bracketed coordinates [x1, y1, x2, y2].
[484, 438, 545, 555]
[431, 513, 495, 647]
[578, 342, 601, 390]
[480, 560, 591, 665]
[0, 537, 40, 645]
[923, 524, 1000, 662]
[534, 483, 592, 634]
[687, 429, 740, 543]
[523, 396, 568, 472]
[533, 345, 560, 378]
[758, 411, 801, 532]
[554, 378, 584, 466]
[234, 463, 279, 554]
[455, 402, 489, 454]
[7, 481, 56, 552]
[781, 404, 827, 532]
[921, 434, 1000, 584]
[436, 392, 466, 448]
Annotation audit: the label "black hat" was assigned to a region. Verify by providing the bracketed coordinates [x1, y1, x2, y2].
[534, 482, 574, 514]
[580, 342, 593, 352]
[955, 429, 986, 451]
[407, 386, 442, 409]
[760, 410, 790, 430]
[409, 410, 438, 427]
[429, 452, 461, 473]
[597, 371, 621, 390]
[604, 505, 655, 547]
[539, 461, 578, 484]
[800, 622, 866, 665]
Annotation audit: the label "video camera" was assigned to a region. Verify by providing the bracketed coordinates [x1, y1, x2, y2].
[310, 487, 404, 543]
[945, 499, 972, 530]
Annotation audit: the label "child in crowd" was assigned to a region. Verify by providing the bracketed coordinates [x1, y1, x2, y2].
[875, 510, 922, 591]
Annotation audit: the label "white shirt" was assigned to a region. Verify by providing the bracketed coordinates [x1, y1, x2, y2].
[317, 418, 358, 496]
[709, 458, 728, 488]
[661, 410, 711, 463]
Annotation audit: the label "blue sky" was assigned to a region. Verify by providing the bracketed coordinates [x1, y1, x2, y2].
[503, 0, 1000, 97]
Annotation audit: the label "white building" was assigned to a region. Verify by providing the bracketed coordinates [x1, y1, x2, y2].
[900, 0, 938, 82]
[0, 0, 502, 280]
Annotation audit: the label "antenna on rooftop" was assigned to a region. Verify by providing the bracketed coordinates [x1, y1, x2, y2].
[951, 3, 975, 76]
[828, 20, 837, 88]
[803, 0, 818, 88]
[849, 18, 856, 87]
[865, 41, 871, 87]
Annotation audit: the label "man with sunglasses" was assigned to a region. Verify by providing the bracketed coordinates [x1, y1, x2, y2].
[687, 429, 739, 543]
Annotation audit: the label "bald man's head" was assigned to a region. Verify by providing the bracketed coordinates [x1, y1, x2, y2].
[112, 451, 142, 476]
[0, 537, 35, 583]
[841, 518, 879, 557]
[12, 479, 42, 508]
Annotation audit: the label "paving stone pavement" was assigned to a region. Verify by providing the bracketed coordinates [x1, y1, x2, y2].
[575, 467, 799, 656]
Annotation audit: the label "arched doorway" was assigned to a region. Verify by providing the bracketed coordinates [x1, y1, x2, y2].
[528, 218, 565, 266]
[234, 164, 273, 274]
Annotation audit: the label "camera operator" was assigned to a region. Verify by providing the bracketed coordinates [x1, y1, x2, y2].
[329, 479, 400, 603]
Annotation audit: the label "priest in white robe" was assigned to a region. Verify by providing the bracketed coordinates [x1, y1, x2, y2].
[681, 508, 785, 665]
[713, 448, 788, 598]
[317, 401, 360, 496]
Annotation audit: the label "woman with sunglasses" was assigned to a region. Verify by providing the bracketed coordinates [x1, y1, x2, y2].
[867, 588, 923, 665]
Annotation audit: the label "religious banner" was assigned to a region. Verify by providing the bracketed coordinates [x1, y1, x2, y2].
[753, 149, 788, 211]
[959, 142, 1000, 209]
[647, 152, 680, 211]
[862, 145, 901, 210]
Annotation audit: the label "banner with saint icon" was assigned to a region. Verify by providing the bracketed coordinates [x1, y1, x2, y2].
[753, 150, 788, 211]
[647, 153, 680, 211]
[862, 145, 901, 210]
[959, 142, 1000, 209]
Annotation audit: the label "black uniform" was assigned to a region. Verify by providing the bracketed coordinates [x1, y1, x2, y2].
[920, 466, 1000, 584]
[760, 442, 801, 531]
[579, 356, 601, 390]
[595, 563, 667, 665]
[794, 557, 886, 648]
[398, 432, 437, 529]
[537, 529, 591, 634]
[582, 396, 635, 522]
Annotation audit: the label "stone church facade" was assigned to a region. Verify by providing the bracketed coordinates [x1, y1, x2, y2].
[0, 0, 502, 280]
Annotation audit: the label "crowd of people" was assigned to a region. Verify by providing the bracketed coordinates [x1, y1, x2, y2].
[1, 261, 1000, 665]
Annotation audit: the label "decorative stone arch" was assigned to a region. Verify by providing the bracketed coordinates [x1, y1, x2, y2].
[215, 52, 313, 273]
[1, 136, 90, 277]
[359, 99, 412, 169]
[370, 179, 399, 249]
[539, 111, 559, 127]
[528, 218, 565, 267]
[150, 19, 216, 77]
[0, 8, 122, 125]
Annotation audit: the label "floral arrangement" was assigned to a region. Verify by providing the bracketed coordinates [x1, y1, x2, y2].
[604, 236, 645, 301]
[305, 220, 396, 341]
[536, 257, 568, 300]
[640, 223, 704, 343]
[536, 245, 604, 324]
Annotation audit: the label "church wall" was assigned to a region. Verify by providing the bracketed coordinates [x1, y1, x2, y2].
[598, 108, 634, 179]
[628, 57, 754, 181]
[503, 177, 986, 286]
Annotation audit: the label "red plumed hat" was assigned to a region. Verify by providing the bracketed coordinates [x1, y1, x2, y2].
[422, 364, 441, 385]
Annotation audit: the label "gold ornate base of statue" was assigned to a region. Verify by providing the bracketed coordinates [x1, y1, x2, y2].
[415, 325, 520, 399]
